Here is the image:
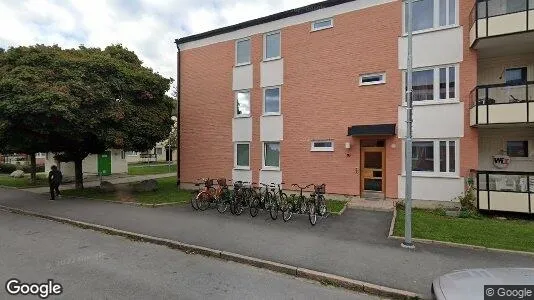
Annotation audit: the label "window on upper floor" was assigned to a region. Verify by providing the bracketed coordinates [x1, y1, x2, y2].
[236, 90, 251, 117]
[404, 65, 458, 103]
[507, 141, 529, 157]
[404, 0, 457, 33]
[235, 142, 250, 168]
[263, 86, 280, 115]
[264, 31, 281, 61]
[236, 38, 251, 66]
[311, 18, 333, 31]
[504, 67, 527, 85]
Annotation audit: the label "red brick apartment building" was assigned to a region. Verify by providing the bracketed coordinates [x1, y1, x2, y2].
[175, 0, 534, 214]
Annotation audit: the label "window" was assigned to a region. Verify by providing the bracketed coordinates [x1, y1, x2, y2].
[121, 151, 126, 159]
[507, 141, 528, 157]
[156, 148, 163, 155]
[405, 65, 458, 103]
[236, 91, 251, 117]
[311, 18, 333, 31]
[311, 140, 334, 152]
[404, 0, 456, 32]
[411, 140, 457, 174]
[263, 86, 280, 115]
[264, 31, 281, 60]
[236, 38, 251, 66]
[504, 67, 527, 85]
[235, 143, 250, 168]
[126, 151, 138, 156]
[264, 142, 280, 168]
[360, 73, 386, 86]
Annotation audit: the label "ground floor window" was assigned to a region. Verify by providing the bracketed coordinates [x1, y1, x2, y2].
[235, 142, 250, 169]
[410, 140, 458, 175]
[263, 142, 280, 169]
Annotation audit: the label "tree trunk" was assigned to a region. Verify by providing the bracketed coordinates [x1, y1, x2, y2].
[74, 158, 84, 189]
[30, 153, 37, 185]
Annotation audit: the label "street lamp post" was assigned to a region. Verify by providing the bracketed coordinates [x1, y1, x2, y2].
[402, 0, 415, 250]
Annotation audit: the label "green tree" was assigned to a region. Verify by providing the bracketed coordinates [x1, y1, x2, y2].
[0, 44, 173, 188]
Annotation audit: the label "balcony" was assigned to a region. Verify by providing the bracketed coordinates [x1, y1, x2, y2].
[476, 171, 534, 214]
[469, 0, 534, 52]
[469, 81, 534, 126]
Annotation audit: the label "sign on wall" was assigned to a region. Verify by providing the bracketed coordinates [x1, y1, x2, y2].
[492, 154, 511, 169]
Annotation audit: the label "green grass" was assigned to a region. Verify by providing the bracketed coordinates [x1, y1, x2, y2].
[394, 208, 534, 253]
[326, 199, 347, 214]
[0, 174, 49, 188]
[62, 177, 191, 205]
[127, 164, 177, 175]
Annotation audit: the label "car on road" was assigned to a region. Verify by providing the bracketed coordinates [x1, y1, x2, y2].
[431, 268, 534, 300]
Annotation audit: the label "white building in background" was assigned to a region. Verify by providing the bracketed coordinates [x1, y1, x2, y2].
[44, 149, 128, 177]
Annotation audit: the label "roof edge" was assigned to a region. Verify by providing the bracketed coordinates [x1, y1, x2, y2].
[175, 0, 356, 45]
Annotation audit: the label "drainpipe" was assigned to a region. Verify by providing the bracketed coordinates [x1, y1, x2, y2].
[174, 40, 181, 187]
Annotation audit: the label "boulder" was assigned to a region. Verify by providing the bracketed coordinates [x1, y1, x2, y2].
[100, 181, 116, 193]
[10, 170, 25, 178]
[132, 179, 158, 192]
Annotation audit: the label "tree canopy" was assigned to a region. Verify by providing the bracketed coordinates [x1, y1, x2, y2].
[0, 44, 174, 187]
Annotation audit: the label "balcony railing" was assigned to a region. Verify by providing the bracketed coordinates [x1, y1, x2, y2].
[469, 0, 534, 45]
[469, 81, 534, 125]
[476, 170, 534, 214]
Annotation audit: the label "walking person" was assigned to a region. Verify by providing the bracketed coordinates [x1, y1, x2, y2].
[48, 165, 63, 200]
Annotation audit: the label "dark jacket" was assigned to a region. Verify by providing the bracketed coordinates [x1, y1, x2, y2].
[48, 169, 63, 185]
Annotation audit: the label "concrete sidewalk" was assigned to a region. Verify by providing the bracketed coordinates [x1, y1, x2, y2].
[21, 173, 175, 193]
[0, 188, 533, 298]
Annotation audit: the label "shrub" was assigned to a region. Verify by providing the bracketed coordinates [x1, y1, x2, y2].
[17, 164, 45, 173]
[0, 163, 18, 174]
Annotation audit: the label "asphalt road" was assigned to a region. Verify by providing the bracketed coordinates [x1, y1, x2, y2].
[0, 211, 385, 300]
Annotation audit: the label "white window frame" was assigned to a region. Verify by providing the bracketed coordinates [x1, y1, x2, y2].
[263, 31, 281, 61]
[359, 72, 386, 86]
[402, 0, 459, 34]
[263, 86, 281, 116]
[234, 142, 251, 170]
[402, 64, 459, 105]
[235, 37, 251, 67]
[403, 139, 459, 177]
[235, 90, 251, 118]
[311, 140, 334, 152]
[311, 18, 334, 32]
[262, 142, 281, 171]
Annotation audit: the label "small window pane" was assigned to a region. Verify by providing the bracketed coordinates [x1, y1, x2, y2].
[449, 141, 456, 172]
[530, 0, 534, 10]
[236, 91, 250, 116]
[507, 141, 528, 157]
[361, 74, 385, 85]
[449, 67, 456, 99]
[265, 32, 280, 59]
[313, 19, 332, 30]
[439, 68, 447, 99]
[412, 141, 434, 172]
[449, 0, 456, 24]
[314, 142, 332, 148]
[405, 0, 434, 31]
[236, 144, 250, 167]
[264, 87, 280, 114]
[439, 0, 447, 26]
[236, 39, 250, 65]
[264, 143, 280, 167]
[440, 141, 447, 172]
[478, 2, 487, 18]
[411, 69, 434, 101]
[505, 67, 527, 85]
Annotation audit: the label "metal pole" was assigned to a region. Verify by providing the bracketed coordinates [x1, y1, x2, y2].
[402, 0, 415, 249]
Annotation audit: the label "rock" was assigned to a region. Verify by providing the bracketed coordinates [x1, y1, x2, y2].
[10, 170, 25, 178]
[132, 179, 158, 192]
[100, 181, 116, 193]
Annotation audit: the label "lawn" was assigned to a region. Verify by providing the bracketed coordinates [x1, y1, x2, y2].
[326, 199, 347, 214]
[128, 164, 176, 175]
[0, 174, 49, 188]
[62, 177, 192, 205]
[394, 208, 534, 253]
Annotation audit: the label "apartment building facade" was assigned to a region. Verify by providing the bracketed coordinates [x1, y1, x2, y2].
[175, 0, 534, 213]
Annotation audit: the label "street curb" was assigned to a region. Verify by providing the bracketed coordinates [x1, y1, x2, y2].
[0, 204, 422, 300]
[346, 205, 394, 212]
[387, 207, 534, 257]
[69, 197, 183, 208]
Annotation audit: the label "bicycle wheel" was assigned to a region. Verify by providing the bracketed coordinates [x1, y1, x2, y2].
[234, 196, 244, 215]
[250, 196, 260, 217]
[217, 191, 230, 214]
[270, 196, 278, 220]
[191, 193, 199, 210]
[279, 193, 289, 212]
[318, 195, 327, 216]
[197, 192, 210, 211]
[283, 202, 293, 222]
[308, 201, 317, 226]
[299, 196, 308, 214]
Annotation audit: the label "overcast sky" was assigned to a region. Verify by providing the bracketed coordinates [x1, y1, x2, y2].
[0, 0, 320, 90]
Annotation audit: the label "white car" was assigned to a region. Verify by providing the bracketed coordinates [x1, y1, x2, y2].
[432, 268, 534, 300]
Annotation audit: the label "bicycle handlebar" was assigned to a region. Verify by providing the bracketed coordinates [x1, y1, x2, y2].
[291, 183, 314, 190]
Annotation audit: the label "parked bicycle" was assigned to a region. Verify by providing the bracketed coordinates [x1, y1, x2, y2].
[215, 178, 233, 214]
[283, 183, 314, 222]
[250, 183, 277, 218]
[269, 183, 289, 220]
[195, 178, 228, 211]
[192, 178, 215, 211]
[307, 184, 327, 226]
[229, 181, 254, 215]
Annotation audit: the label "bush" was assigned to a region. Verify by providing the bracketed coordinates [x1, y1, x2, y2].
[0, 163, 18, 174]
[18, 165, 45, 173]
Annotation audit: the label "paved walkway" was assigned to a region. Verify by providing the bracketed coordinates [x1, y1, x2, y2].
[0, 188, 533, 298]
[21, 173, 176, 194]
